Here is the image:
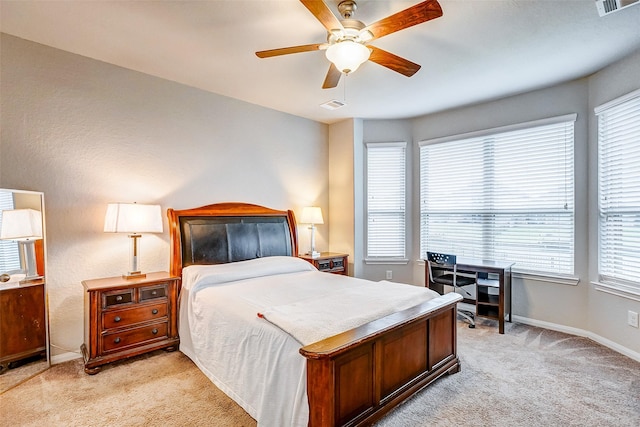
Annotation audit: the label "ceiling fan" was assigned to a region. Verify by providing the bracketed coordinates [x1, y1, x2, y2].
[255, 0, 443, 89]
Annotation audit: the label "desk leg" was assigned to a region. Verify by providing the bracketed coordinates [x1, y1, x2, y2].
[506, 269, 512, 324]
[498, 273, 505, 334]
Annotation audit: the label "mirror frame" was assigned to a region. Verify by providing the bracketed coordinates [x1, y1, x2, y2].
[0, 189, 49, 392]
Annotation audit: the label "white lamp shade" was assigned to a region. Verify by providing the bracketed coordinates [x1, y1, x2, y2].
[104, 203, 163, 233]
[0, 209, 43, 241]
[300, 207, 324, 225]
[325, 40, 371, 74]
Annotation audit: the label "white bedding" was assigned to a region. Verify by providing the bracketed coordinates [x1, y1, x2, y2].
[178, 256, 442, 426]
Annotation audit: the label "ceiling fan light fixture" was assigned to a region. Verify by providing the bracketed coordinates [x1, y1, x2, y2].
[325, 40, 370, 74]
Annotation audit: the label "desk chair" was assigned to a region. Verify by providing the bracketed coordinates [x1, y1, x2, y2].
[426, 252, 476, 328]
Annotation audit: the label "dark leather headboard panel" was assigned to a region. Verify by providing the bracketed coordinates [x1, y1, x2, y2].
[180, 216, 293, 267]
[168, 202, 299, 278]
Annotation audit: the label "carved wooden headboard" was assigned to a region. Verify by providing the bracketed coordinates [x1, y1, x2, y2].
[167, 202, 298, 278]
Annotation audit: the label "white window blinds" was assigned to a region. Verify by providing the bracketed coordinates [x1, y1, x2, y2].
[596, 89, 640, 293]
[0, 190, 21, 273]
[366, 142, 407, 260]
[420, 115, 576, 275]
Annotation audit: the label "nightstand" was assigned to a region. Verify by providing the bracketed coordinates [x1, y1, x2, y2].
[300, 252, 349, 275]
[81, 271, 179, 374]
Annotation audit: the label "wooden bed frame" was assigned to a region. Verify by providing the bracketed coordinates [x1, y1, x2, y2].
[168, 202, 461, 427]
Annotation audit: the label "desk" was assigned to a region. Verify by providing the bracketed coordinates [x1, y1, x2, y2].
[426, 258, 514, 334]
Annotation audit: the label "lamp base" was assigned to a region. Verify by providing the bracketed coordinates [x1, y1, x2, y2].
[123, 271, 146, 280]
[307, 251, 321, 259]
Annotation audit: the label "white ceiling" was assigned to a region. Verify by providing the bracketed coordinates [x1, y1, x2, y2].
[2, 1, 640, 124]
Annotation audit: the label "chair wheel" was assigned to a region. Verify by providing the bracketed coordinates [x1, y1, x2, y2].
[468, 324, 475, 328]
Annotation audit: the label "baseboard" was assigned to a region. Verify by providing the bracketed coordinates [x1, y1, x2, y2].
[51, 351, 82, 365]
[513, 315, 640, 363]
[50, 320, 639, 365]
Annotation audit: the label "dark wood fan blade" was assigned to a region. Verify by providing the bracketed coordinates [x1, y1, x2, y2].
[322, 63, 342, 89]
[300, 0, 344, 32]
[256, 43, 326, 58]
[363, 0, 443, 41]
[368, 46, 421, 77]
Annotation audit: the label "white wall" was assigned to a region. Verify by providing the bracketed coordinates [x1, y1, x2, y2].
[0, 34, 329, 359]
[327, 119, 359, 276]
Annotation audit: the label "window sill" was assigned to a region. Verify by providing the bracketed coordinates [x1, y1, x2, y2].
[592, 281, 640, 302]
[365, 258, 409, 265]
[513, 271, 580, 286]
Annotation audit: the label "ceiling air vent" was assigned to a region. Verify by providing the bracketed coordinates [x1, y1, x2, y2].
[320, 100, 346, 110]
[596, 0, 639, 16]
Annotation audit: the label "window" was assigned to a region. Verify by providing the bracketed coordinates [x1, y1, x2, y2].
[366, 142, 407, 260]
[420, 114, 576, 275]
[596, 89, 640, 294]
[0, 190, 21, 273]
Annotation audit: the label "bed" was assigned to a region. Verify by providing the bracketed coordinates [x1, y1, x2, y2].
[168, 202, 462, 427]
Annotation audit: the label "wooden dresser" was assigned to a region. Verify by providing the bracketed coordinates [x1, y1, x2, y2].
[300, 252, 349, 275]
[0, 279, 47, 373]
[81, 271, 179, 374]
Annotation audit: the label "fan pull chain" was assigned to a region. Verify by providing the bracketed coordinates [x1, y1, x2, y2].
[343, 73, 348, 104]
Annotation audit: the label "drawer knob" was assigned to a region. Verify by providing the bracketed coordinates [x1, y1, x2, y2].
[114, 316, 121, 322]
[116, 295, 123, 301]
[151, 290, 157, 295]
[152, 309, 159, 315]
[114, 337, 121, 344]
[152, 329, 158, 335]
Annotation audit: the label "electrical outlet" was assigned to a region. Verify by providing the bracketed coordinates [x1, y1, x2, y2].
[386, 270, 393, 280]
[628, 311, 639, 328]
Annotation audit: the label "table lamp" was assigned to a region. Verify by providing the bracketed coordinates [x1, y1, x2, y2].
[104, 202, 163, 279]
[300, 206, 324, 258]
[0, 208, 43, 282]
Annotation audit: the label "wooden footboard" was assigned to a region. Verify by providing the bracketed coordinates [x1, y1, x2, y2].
[300, 294, 461, 427]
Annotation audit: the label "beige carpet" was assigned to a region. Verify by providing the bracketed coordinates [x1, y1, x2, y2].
[1, 320, 639, 426]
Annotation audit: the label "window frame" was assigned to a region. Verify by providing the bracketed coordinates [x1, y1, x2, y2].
[419, 114, 577, 277]
[364, 141, 408, 263]
[595, 88, 640, 297]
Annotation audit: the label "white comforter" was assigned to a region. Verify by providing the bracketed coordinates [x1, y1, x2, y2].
[179, 256, 441, 427]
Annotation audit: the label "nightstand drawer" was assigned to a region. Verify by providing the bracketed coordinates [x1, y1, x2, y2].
[102, 302, 168, 329]
[317, 257, 346, 273]
[139, 284, 167, 301]
[317, 259, 331, 270]
[102, 322, 168, 353]
[103, 289, 134, 308]
[330, 257, 344, 270]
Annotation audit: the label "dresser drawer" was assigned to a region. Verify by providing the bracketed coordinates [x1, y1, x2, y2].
[102, 322, 168, 353]
[103, 289, 134, 308]
[102, 302, 168, 329]
[139, 284, 167, 301]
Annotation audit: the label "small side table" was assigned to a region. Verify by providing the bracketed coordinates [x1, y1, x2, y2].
[81, 271, 179, 374]
[300, 252, 349, 276]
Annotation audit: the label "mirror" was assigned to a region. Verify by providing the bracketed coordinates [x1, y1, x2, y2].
[0, 189, 49, 392]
